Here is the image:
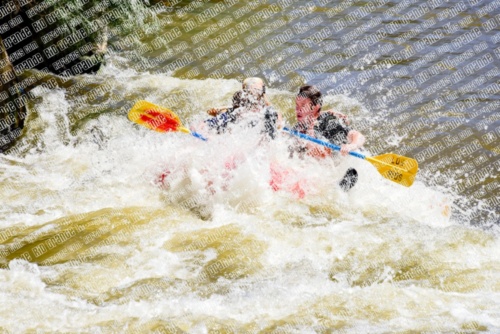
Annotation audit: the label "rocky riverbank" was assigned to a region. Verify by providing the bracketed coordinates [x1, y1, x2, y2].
[0, 0, 153, 152]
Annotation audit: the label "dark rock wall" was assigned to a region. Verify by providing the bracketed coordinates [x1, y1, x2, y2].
[0, 0, 136, 152]
[0, 33, 25, 152]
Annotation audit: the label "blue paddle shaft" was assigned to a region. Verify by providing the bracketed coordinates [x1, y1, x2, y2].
[282, 127, 366, 159]
[191, 127, 363, 159]
[191, 131, 207, 141]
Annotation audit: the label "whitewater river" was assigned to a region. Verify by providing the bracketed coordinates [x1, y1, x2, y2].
[1, 0, 499, 332]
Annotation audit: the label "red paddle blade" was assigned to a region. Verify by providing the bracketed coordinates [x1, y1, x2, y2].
[128, 100, 185, 133]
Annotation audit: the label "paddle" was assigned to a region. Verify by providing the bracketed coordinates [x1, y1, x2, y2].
[128, 100, 207, 140]
[282, 127, 418, 187]
[128, 100, 418, 187]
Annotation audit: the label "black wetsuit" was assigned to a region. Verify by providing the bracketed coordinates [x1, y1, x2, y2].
[290, 113, 359, 191]
[205, 106, 278, 139]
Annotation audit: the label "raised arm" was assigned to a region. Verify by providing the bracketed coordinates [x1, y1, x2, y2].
[207, 107, 231, 117]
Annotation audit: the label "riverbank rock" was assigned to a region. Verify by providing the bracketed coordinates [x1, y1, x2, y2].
[0, 0, 130, 152]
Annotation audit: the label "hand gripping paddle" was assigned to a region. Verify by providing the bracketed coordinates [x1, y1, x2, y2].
[282, 127, 418, 187]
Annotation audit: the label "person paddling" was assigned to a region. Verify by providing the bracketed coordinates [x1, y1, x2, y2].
[289, 85, 365, 191]
[181, 78, 282, 194]
[201, 77, 281, 139]
[206, 77, 271, 116]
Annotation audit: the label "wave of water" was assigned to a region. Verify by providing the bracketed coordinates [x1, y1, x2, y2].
[1, 66, 499, 332]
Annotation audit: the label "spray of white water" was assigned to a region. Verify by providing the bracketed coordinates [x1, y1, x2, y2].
[0, 68, 498, 333]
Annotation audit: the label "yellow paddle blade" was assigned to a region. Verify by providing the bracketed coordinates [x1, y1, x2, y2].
[128, 100, 185, 133]
[372, 153, 419, 174]
[366, 154, 418, 187]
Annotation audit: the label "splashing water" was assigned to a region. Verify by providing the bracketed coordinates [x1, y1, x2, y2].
[1, 69, 499, 333]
